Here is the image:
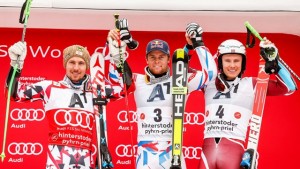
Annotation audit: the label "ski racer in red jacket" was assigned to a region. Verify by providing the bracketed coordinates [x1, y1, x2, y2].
[5, 42, 127, 169]
[198, 38, 297, 169]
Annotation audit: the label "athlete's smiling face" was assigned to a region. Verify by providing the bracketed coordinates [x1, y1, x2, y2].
[65, 56, 87, 83]
[146, 50, 170, 75]
[221, 54, 242, 80]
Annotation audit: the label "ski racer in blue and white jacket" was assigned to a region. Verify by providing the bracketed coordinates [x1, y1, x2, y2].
[107, 20, 218, 169]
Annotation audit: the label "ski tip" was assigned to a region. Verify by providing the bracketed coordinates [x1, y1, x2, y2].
[172, 48, 188, 62]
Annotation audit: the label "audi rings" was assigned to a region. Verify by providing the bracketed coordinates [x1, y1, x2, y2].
[54, 110, 94, 130]
[184, 112, 205, 125]
[91, 144, 97, 156]
[8, 142, 43, 155]
[182, 146, 202, 159]
[115, 144, 137, 157]
[10, 108, 45, 121]
[117, 110, 137, 123]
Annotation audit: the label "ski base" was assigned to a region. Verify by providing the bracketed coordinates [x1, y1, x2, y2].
[170, 155, 182, 169]
[240, 148, 256, 169]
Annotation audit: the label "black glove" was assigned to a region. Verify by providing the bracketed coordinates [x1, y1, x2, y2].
[186, 22, 204, 48]
[264, 60, 280, 74]
[119, 18, 138, 50]
[260, 43, 280, 74]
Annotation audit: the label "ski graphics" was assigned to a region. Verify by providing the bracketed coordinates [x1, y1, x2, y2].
[241, 59, 270, 169]
[90, 52, 113, 169]
[170, 49, 189, 169]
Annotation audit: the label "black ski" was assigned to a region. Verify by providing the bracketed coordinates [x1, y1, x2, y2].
[90, 52, 113, 169]
[170, 49, 189, 169]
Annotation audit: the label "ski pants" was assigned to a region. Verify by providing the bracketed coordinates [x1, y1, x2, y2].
[198, 137, 245, 169]
[136, 141, 186, 169]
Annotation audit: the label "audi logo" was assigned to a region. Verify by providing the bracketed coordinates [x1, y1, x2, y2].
[10, 108, 45, 121]
[117, 110, 137, 123]
[115, 144, 137, 157]
[8, 142, 43, 155]
[91, 144, 97, 156]
[114, 144, 201, 159]
[54, 110, 94, 130]
[182, 146, 202, 159]
[184, 112, 205, 125]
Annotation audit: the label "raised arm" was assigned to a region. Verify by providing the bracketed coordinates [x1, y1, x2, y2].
[185, 22, 218, 91]
[105, 19, 136, 97]
[5, 41, 47, 102]
[259, 37, 297, 95]
[6, 41, 27, 100]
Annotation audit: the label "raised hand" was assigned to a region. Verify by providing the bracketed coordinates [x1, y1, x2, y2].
[8, 41, 27, 69]
[118, 18, 138, 49]
[186, 22, 204, 48]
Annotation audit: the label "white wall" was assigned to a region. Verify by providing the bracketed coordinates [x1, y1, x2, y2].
[1, 0, 300, 36]
[1, 0, 300, 11]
